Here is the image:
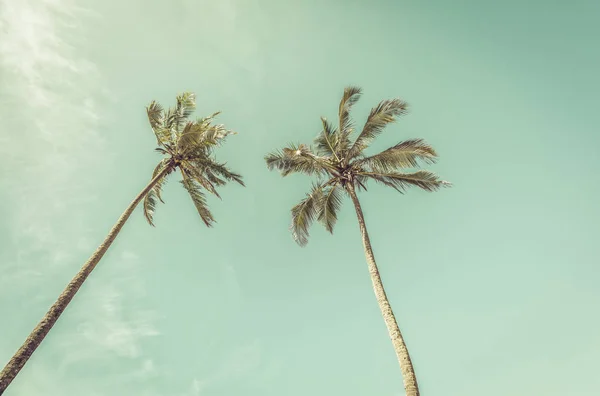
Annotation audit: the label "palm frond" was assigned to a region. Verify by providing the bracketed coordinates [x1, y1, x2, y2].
[180, 162, 221, 198]
[146, 101, 164, 130]
[265, 144, 332, 177]
[354, 174, 369, 192]
[143, 190, 158, 226]
[290, 183, 324, 246]
[203, 168, 227, 187]
[200, 121, 235, 147]
[176, 121, 202, 154]
[316, 183, 343, 233]
[313, 117, 340, 159]
[186, 158, 245, 187]
[169, 92, 196, 133]
[337, 86, 362, 153]
[147, 101, 173, 146]
[177, 113, 234, 156]
[348, 98, 408, 159]
[152, 159, 171, 203]
[361, 170, 450, 193]
[142, 159, 171, 226]
[356, 138, 437, 172]
[205, 161, 245, 186]
[180, 176, 215, 227]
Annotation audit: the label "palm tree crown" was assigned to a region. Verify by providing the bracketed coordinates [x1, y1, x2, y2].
[265, 86, 449, 245]
[144, 92, 244, 226]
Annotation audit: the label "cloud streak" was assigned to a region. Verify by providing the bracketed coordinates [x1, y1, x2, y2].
[0, 0, 104, 270]
[0, 0, 158, 394]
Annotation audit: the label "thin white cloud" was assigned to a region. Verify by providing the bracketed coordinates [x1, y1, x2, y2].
[56, 251, 160, 367]
[0, 0, 158, 394]
[0, 0, 105, 272]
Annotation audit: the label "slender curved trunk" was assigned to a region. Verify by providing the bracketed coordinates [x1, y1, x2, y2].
[0, 165, 172, 395]
[346, 183, 420, 396]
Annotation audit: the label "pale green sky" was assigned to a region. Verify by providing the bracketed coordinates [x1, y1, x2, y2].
[1, 0, 599, 395]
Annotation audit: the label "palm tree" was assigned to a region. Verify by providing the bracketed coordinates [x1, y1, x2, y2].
[265, 86, 449, 396]
[0, 92, 244, 394]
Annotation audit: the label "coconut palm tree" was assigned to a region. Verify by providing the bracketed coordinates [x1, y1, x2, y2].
[265, 86, 449, 396]
[0, 92, 244, 394]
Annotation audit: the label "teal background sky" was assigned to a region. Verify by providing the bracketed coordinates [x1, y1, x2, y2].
[1, 0, 599, 395]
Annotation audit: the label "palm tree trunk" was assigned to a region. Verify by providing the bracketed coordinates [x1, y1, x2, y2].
[346, 183, 420, 396]
[0, 165, 172, 395]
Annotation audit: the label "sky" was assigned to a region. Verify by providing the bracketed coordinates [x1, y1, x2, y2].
[0, 0, 599, 395]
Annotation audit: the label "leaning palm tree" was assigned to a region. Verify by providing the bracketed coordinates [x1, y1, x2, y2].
[265, 86, 449, 396]
[0, 92, 244, 394]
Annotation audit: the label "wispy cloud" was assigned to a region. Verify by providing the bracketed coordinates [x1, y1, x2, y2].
[55, 251, 160, 367]
[0, 0, 105, 274]
[0, 0, 158, 394]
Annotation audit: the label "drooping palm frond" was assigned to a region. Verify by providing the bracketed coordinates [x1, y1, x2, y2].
[147, 101, 173, 147]
[337, 86, 362, 154]
[317, 183, 343, 233]
[314, 117, 340, 159]
[180, 162, 221, 199]
[356, 139, 438, 172]
[184, 158, 245, 188]
[153, 159, 172, 203]
[290, 183, 325, 246]
[265, 144, 332, 177]
[142, 159, 172, 226]
[143, 190, 158, 226]
[360, 170, 450, 193]
[353, 173, 370, 192]
[348, 98, 408, 159]
[180, 175, 215, 227]
[204, 161, 245, 186]
[146, 101, 164, 131]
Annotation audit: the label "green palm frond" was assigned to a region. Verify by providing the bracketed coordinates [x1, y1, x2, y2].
[200, 121, 234, 147]
[204, 161, 245, 186]
[152, 159, 171, 203]
[180, 162, 221, 199]
[146, 101, 164, 130]
[176, 121, 203, 154]
[147, 101, 172, 147]
[317, 183, 343, 233]
[353, 173, 370, 192]
[143, 190, 158, 226]
[142, 159, 172, 226]
[169, 92, 196, 133]
[314, 117, 340, 159]
[180, 176, 215, 227]
[265, 144, 332, 177]
[290, 183, 324, 246]
[290, 183, 325, 246]
[176, 114, 234, 156]
[337, 86, 362, 154]
[185, 158, 244, 188]
[360, 170, 450, 193]
[356, 139, 438, 172]
[348, 98, 408, 159]
[164, 107, 175, 131]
